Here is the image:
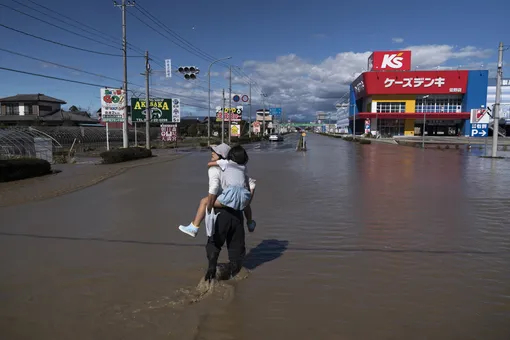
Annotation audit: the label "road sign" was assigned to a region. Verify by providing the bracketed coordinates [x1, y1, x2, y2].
[232, 95, 240, 102]
[231, 123, 240, 137]
[241, 95, 249, 102]
[470, 123, 489, 137]
[269, 107, 282, 117]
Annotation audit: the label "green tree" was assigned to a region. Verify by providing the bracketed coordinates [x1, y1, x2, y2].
[69, 105, 80, 112]
[187, 124, 198, 137]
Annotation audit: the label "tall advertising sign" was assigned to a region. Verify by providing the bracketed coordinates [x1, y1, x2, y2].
[215, 106, 243, 122]
[368, 51, 412, 71]
[100, 88, 126, 122]
[130, 98, 180, 123]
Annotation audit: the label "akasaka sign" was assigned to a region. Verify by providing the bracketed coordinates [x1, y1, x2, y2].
[360, 70, 468, 96]
[131, 98, 180, 123]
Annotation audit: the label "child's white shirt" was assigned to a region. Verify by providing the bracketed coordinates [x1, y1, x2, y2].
[216, 159, 247, 189]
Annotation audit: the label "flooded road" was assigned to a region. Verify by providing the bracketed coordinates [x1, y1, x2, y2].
[1, 133, 509, 339]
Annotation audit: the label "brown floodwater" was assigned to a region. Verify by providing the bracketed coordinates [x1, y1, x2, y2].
[1, 133, 509, 339]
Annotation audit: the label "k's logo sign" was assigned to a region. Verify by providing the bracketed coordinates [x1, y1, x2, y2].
[381, 53, 404, 69]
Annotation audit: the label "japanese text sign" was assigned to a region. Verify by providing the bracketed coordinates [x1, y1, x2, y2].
[161, 124, 177, 142]
[100, 88, 126, 122]
[359, 70, 468, 96]
[215, 106, 243, 122]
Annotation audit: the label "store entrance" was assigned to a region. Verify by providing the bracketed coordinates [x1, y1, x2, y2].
[415, 120, 462, 136]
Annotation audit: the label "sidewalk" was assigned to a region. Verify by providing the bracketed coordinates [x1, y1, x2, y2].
[0, 151, 186, 208]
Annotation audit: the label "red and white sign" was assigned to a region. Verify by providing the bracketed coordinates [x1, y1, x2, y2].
[368, 51, 412, 71]
[161, 123, 177, 142]
[470, 108, 490, 124]
[356, 70, 468, 97]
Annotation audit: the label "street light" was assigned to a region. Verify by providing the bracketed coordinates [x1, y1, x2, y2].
[208, 56, 232, 146]
[422, 95, 429, 149]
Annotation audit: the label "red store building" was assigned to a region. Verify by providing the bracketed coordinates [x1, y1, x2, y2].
[349, 50, 489, 137]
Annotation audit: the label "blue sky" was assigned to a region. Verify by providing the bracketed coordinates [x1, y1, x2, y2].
[0, 0, 509, 120]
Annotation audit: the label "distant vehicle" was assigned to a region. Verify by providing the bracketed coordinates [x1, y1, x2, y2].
[269, 133, 284, 142]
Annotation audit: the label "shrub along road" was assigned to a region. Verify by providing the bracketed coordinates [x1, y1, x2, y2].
[0, 150, 186, 208]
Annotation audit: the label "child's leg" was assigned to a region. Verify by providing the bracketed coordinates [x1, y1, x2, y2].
[244, 204, 253, 222]
[192, 197, 224, 227]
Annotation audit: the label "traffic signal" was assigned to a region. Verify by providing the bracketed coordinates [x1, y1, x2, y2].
[178, 66, 200, 80]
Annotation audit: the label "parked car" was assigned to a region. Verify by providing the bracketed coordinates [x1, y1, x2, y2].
[269, 133, 284, 142]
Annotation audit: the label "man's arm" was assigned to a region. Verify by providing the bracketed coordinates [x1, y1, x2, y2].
[206, 193, 217, 213]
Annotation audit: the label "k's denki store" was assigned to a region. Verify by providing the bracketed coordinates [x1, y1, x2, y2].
[349, 51, 488, 137]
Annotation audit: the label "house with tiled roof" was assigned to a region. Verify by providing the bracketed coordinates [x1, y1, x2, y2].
[0, 93, 98, 126]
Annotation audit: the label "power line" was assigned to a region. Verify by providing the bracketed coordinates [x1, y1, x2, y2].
[127, 3, 264, 93]
[20, 0, 164, 63]
[1, 3, 122, 52]
[0, 47, 125, 83]
[0, 24, 143, 57]
[134, 5, 217, 63]
[0, 66, 210, 110]
[0, 66, 116, 87]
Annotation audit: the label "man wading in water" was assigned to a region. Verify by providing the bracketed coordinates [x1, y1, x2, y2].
[203, 144, 256, 281]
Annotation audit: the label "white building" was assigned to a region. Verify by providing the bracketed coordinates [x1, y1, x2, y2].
[486, 78, 510, 121]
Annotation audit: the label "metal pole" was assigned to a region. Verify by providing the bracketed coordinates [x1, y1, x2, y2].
[208, 62, 211, 146]
[421, 95, 429, 149]
[249, 82, 252, 138]
[114, 0, 134, 148]
[207, 56, 231, 146]
[222, 88, 225, 144]
[145, 50, 151, 150]
[262, 93, 266, 136]
[134, 122, 137, 145]
[491, 42, 504, 158]
[352, 103, 356, 138]
[228, 66, 232, 144]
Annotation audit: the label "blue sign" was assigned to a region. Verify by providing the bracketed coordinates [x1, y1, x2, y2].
[269, 107, 282, 117]
[232, 95, 240, 102]
[470, 123, 489, 137]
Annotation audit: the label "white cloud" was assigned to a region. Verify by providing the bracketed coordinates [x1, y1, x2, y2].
[140, 44, 497, 121]
[236, 44, 494, 120]
[392, 37, 404, 43]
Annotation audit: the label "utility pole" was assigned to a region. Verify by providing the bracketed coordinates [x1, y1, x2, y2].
[114, 0, 135, 148]
[262, 93, 266, 136]
[248, 82, 252, 138]
[207, 56, 232, 147]
[222, 89, 225, 144]
[491, 42, 504, 158]
[145, 51, 151, 149]
[228, 66, 232, 144]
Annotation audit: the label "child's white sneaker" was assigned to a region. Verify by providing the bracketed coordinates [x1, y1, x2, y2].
[179, 223, 199, 237]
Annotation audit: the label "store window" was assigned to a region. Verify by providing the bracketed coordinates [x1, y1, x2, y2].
[379, 119, 405, 137]
[376, 102, 406, 113]
[415, 95, 462, 113]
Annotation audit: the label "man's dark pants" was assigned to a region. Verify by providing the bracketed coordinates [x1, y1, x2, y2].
[205, 207, 246, 281]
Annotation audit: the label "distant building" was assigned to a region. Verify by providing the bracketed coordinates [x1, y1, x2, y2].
[0, 93, 98, 126]
[349, 51, 489, 137]
[486, 78, 510, 134]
